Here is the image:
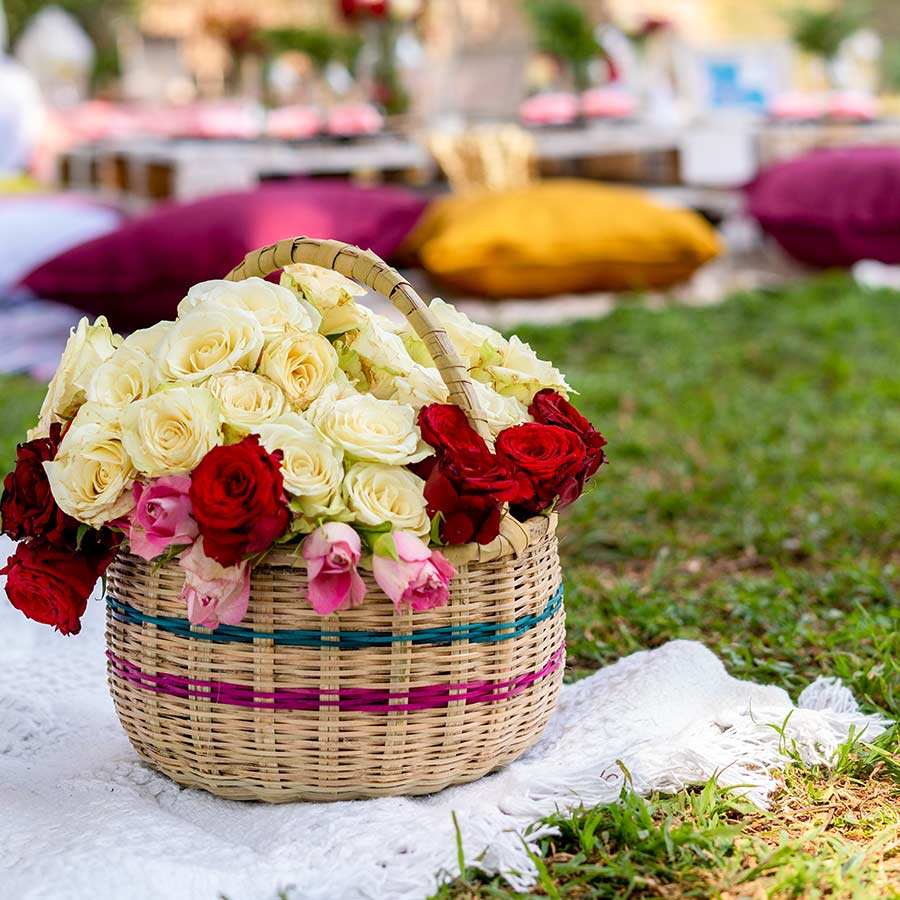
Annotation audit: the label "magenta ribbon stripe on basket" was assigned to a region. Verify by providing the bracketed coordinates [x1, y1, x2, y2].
[106, 644, 566, 713]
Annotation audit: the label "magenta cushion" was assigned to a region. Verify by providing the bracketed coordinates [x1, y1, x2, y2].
[747, 147, 900, 267]
[20, 181, 428, 331]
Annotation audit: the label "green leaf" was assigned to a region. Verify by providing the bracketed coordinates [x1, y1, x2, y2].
[371, 532, 399, 561]
[75, 523, 91, 551]
[429, 512, 446, 546]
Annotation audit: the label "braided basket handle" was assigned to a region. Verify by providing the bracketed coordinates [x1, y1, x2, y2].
[224, 236, 492, 442]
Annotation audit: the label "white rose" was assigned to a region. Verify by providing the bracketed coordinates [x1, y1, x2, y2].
[206, 370, 287, 435]
[87, 344, 157, 407]
[470, 379, 529, 436]
[401, 298, 507, 369]
[32, 316, 121, 438]
[282, 264, 368, 335]
[314, 393, 428, 465]
[342, 462, 429, 535]
[392, 366, 449, 409]
[122, 386, 222, 477]
[180, 277, 321, 336]
[302, 372, 361, 428]
[155, 306, 264, 384]
[44, 402, 136, 527]
[339, 313, 407, 398]
[339, 314, 448, 408]
[483, 335, 572, 404]
[122, 320, 173, 355]
[257, 413, 345, 527]
[257, 327, 338, 410]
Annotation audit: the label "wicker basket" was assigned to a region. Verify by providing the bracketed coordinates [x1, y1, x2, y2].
[105, 237, 566, 802]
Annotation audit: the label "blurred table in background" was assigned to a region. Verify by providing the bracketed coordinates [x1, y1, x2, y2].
[55, 118, 900, 214]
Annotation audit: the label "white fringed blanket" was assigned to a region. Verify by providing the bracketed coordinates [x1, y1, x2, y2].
[0, 539, 888, 900]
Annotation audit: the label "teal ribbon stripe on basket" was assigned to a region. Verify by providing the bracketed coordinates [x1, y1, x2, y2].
[106, 584, 564, 649]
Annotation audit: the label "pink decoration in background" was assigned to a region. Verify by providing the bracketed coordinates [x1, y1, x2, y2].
[301, 523, 366, 615]
[372, 532, 455, 613]
[828, 92, 878, 122]
[326, 103, 384, 137]
[128, 477, 198, 562]
[519, 92, 579, 127]
[768, 93, 827, 122]
[179, 540, 251, 630]
[266, 105, 323, 140]
[580, 88, 636, 120]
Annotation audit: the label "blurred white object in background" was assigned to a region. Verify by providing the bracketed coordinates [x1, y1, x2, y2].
[831, 29, 881, 94]
[14, 6, 94, 107]
[679, 124, 757, 187]
[0, 54, 44, 172]
[852, 260, 900, 293]
[0, 195, 121, 290]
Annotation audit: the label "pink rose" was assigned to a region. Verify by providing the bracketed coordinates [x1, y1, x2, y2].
[301, 523, 366, 615]
[178, 539, 250, 630]
[372, 532, 455, 613]
[129, 476, 198, 562]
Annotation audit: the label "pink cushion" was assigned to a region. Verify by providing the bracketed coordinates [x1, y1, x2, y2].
[21, 181, 428, 331]
[747, 147, 900, 267]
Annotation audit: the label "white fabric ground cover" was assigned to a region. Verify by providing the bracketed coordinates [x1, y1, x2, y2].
[0, 533, 888, 900]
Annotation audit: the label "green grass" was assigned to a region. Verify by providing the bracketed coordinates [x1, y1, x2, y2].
[3, 275, 899, 899]
[433, 275, 900, 899]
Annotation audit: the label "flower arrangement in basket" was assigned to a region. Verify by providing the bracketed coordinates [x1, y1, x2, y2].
[1, 238, 606, 801]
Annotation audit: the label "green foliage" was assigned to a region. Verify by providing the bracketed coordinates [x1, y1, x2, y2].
[522, 0, 601, 90]
[0, 375, 46, 472]
[785, 2, 869, 59]
[881, 39, 900, 91]
[260, 27, 363, 73]
[429, 273, 900, 899]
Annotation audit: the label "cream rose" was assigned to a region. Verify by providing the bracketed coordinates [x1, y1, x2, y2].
[483, 334, 572, 404]
[257, 327, 338, 410]
[122, 320, 173, 355]
[257, 413, 345, 527]
[180, 277, 321, 336]
[87, 345, 157, 407]
[312, 393, 428, 465]
[338, 313, 447, 409]
[32, 316, 120, 438]
[342, 462, 429, 535]
[282, 264, 368, 335]
[122, 386, 222, 477]
[470, 379, 529, 436]
[44, 403, 136, 527]
[206, 370, 287, 435]
[401, 298, 506, 369]
[155, 306, 264, 384]
[392, 365, 449, 409]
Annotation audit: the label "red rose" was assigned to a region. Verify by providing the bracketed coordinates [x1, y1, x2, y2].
[2, 539, 102, 635]
[416, 403, 527, 544]
[339, 0, 388, 19]
[423, 447, 525, 545]
[495, 423, 587, 516]
[1, 423, 74, 544]
[189, 435, 290, 567]
[529, 389, 607, 478]
[418, 404, 489, 456]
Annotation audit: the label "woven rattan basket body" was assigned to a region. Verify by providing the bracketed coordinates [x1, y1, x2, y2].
[104, 237, 567, 801]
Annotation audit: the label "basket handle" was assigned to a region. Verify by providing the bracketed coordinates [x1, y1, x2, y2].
[224, 236, 492, 442]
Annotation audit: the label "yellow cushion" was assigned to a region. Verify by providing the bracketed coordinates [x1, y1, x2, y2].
[405, 179, 721, 297]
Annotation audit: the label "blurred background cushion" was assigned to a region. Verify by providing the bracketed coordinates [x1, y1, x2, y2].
[19, 180, 428, 331]
[747, 146, 900, 267]
[0, 194, 122, 291]
[404, 179, 720, 298]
